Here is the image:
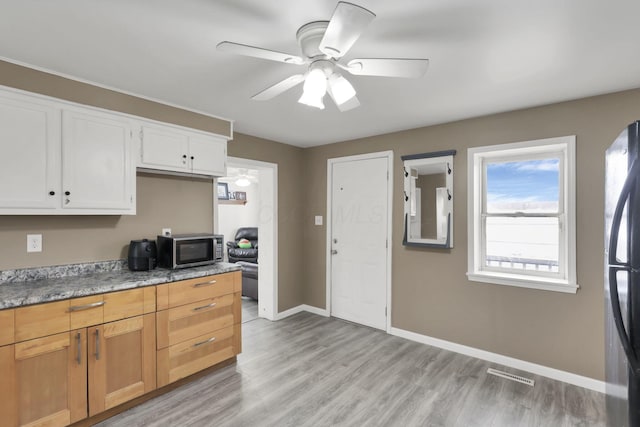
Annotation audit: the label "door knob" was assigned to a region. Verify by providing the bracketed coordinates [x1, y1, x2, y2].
[331, 249, 338, 255]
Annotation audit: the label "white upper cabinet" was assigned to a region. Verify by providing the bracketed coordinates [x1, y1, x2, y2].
[0, 88, 136, 215]
[0, 94, 60, 210]
[62, 109, 135, 212]
[189, 134, 226, 176]
[139, 123, 227, 177]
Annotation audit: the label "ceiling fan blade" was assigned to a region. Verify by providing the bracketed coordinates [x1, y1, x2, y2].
[251, 74, 306, 101]
[217, 41, 305, 65]
[319, 2, 376, 59]
[345, 58, 429, 78]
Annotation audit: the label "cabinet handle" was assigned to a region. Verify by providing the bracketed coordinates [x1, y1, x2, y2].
[193, 336, 216, 347]
[76, 332, 82, 365]
[95, 328, 100, 360]
[193, 302, 217, 312]
[69, 301, 105, 312]
[49, 191, 55, 196]
[193, 279, 217, 288]
[65, 191, 71, 196]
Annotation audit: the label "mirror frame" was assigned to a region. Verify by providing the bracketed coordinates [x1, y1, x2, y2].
[401, 150, 456, 248]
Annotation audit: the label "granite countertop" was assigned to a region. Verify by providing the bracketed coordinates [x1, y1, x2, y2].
[0, 261, 241, 310]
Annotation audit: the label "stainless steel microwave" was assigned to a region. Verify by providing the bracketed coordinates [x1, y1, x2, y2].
[157, 234, 224, 269]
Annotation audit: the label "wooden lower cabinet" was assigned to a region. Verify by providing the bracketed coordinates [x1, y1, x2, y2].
[0, 272, 238, 426]
[0, 315, 156, 426]
[88, 313, 156, 416]
[0, 330, 88, 427]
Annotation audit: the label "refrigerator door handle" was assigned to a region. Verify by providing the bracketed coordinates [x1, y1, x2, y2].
[608, 159, 640, 376]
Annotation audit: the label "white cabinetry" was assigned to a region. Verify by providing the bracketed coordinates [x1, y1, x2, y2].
[139, 123, 227, 177]
[0, 94, 60, 210]
[0, 88, 136, 215]
[62, 109, 134, 212]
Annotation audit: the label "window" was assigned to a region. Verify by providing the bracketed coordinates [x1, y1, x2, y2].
[467, 136, 577, 293]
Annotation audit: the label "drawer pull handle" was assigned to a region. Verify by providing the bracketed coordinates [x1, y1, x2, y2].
[193, 279, 217, 288]
[69, 301, 106, 312]
[193, 336, 216, 347]
[76, 332, 82, 365]
[193, 302, 217, 312]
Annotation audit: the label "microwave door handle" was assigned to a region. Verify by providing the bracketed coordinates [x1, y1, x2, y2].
[608, 159, 640, 375]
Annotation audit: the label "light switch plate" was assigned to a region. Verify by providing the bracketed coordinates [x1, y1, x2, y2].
[27, 234, 42, 253]
[315, 216, 323, 226]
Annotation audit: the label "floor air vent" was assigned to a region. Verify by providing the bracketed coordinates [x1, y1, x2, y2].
[487, 368, 535, 387]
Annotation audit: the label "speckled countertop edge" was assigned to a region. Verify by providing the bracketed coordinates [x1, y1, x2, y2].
[0, 262, 242, 310]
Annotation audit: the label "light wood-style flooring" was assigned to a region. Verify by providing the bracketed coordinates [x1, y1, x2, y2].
[97, 312, 605, 427]
[241, 297, 258, 323]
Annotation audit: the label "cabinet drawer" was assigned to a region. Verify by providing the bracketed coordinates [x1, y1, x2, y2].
[0, 309, 15, 346]
[157, 325, 235, 387]
[104, 287, 156, 323]
[69, 295, 104, 329]
[156, 293, 235, 349]
[15, 300, 70, 342]
[167, 273, 236, 308]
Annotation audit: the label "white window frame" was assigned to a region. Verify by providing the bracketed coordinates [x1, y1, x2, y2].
[467, 136, 578, 293]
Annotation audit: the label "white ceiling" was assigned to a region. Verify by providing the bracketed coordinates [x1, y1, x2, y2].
[1, 0, 639, 147]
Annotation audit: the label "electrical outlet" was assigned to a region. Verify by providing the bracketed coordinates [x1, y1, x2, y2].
[162, 228, 172, 236]
[27, 234, 42, 253]
[315, 216, 323, 226]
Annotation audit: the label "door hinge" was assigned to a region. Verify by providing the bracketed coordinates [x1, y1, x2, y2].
[386, 239, 388, 248]
[385, 307, 387, 316]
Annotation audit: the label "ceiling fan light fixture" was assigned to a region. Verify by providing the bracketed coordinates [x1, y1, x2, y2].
[298, 68, 327, 109]
[328, 73, 356, 105]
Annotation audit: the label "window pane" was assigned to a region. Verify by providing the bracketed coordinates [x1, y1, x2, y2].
[486, 159, 559, 213]
[485, 216, 559, 273]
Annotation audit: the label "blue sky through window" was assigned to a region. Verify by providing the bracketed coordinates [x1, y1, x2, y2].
[486, 158, 559, 212]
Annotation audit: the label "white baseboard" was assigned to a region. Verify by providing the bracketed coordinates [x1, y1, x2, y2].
[275, 304, 330, 320]
[389, 327, 605, 393]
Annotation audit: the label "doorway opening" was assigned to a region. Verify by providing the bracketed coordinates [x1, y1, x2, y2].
[215, 157, 278, 321]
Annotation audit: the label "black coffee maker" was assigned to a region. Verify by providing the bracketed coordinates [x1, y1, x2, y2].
[127, 239, 158, 271]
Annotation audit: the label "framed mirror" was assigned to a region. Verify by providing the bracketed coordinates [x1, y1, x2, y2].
[402, 150, 456, 248]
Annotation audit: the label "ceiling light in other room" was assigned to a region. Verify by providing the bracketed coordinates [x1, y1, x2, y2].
[298, 68, 327, 109]
[328, 73, 356, 105]
[235, 177, 251, 187]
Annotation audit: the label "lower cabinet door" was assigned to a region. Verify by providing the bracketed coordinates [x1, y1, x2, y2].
[88, 313, 156, 416]
[0, 330, 87, 427]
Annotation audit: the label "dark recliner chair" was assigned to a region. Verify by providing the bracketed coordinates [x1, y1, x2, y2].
[227, 227, 258, 264]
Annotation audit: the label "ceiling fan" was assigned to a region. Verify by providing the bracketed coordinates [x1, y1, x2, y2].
[216, 1, 429, 111]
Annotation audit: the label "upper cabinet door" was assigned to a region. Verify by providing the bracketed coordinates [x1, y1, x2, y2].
[0, 95, 60, 210]
[62, 109, 135, 213]
[138, 122, 227, 177]
[140, 125, 189, 172]
[189, 134, 227, 176]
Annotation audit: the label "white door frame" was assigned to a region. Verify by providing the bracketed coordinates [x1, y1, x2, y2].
[214, 156, 278, 321]
[326, 150, 394, 332]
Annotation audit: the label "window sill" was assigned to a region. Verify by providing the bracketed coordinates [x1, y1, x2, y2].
[466, 271, 579, 294]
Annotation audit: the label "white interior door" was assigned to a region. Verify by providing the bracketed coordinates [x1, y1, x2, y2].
[330, 155, 389, 330]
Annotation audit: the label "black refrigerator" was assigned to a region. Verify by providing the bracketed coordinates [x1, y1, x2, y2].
[606, 120, 640, 427]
